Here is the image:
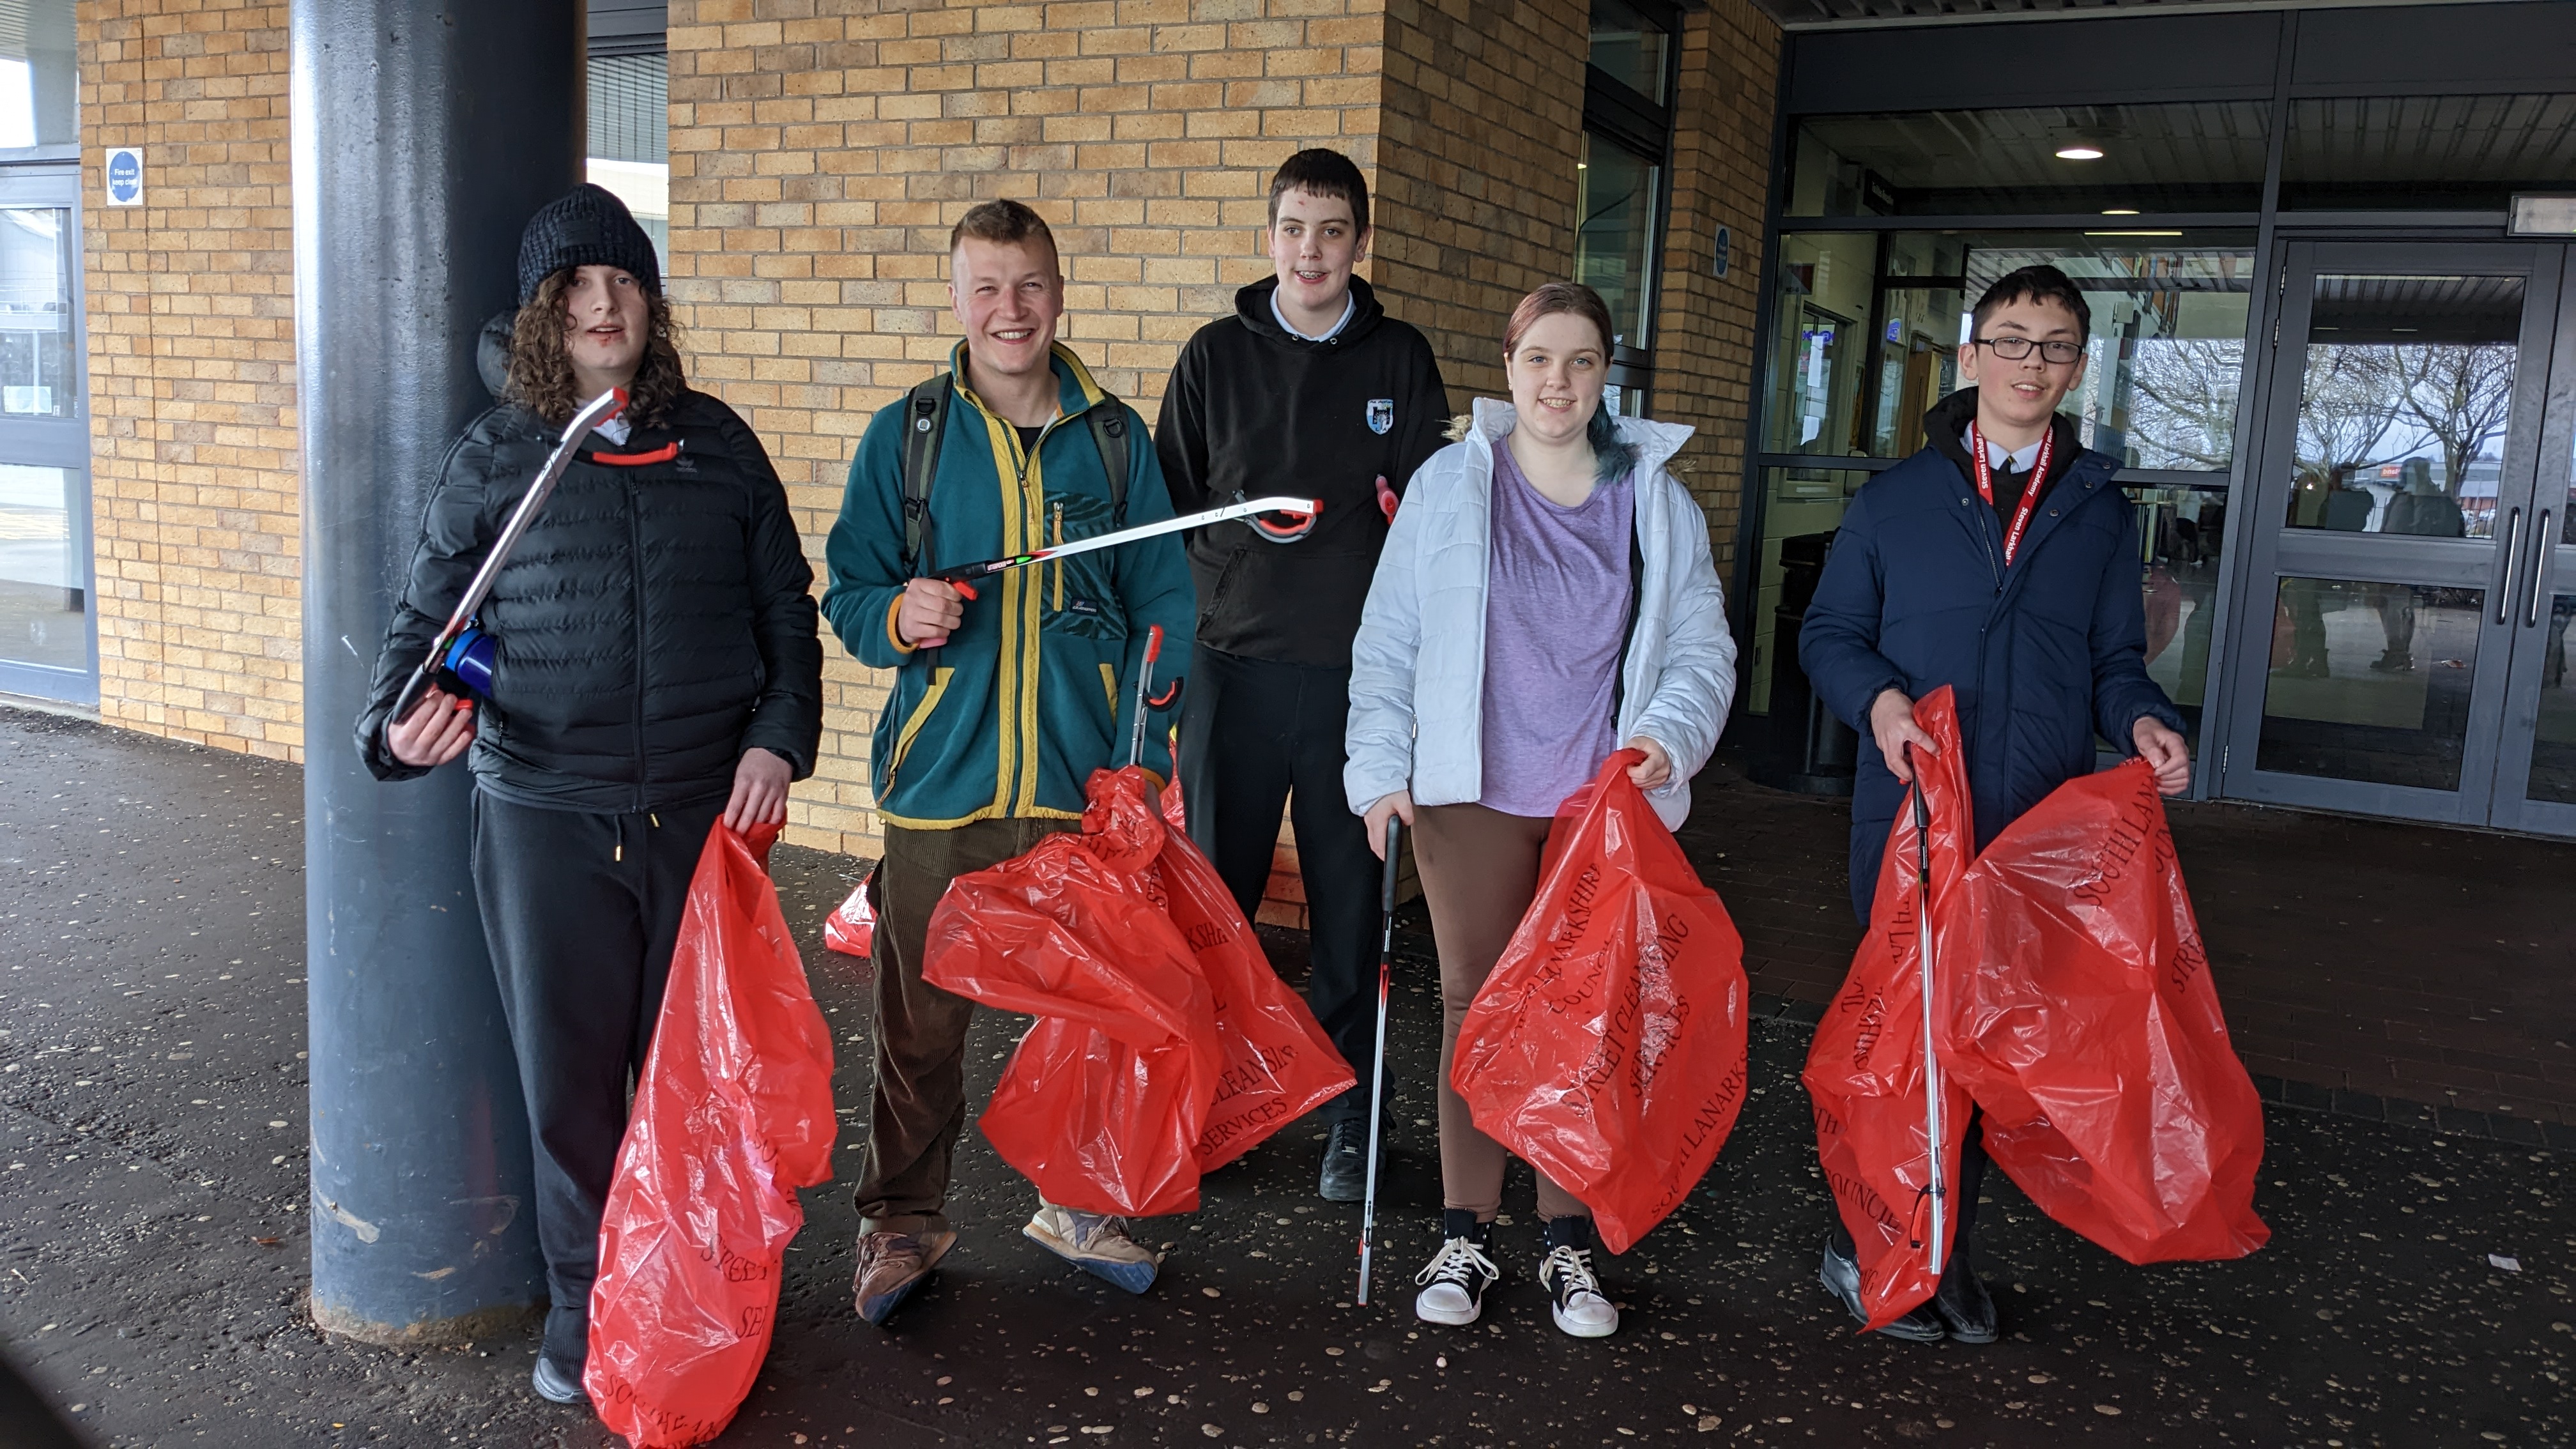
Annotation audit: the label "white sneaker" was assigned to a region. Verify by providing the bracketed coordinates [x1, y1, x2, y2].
[1538, 1243, 1618, 1338]
[1024, 1202, 1161, 1294]
[1413, 1232, 1501, 1326]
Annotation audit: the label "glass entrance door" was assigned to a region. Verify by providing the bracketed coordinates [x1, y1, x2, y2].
[2220, 241, 2576, 836]
[0, 165, 89, 703]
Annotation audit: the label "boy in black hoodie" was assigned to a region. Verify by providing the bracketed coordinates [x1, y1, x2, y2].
[1156, 148, 1451, 1202]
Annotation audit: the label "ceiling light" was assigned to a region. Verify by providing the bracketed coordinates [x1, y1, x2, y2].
[2055, 144, 2106, 161]
[2102, 208, 2140, 215]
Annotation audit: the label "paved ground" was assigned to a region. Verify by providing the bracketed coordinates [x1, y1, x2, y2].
[1, 705, 2572, 1448]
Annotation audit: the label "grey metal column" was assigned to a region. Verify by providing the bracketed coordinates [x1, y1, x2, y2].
[291, 0, 583, 1344]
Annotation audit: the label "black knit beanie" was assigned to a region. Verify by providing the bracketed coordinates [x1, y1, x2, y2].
[517, 182, 660, 305]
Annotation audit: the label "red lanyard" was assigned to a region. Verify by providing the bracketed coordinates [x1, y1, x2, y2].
[1966, 420, 2055, 566]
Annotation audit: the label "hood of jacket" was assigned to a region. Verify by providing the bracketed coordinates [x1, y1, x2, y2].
[1924, 386, 2097, 485]
[1464, 395, 1694, 484]
[1233, 275, 1389, 351]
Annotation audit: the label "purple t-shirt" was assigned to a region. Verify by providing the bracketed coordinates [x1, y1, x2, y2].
[1477, 438, 1635, 818]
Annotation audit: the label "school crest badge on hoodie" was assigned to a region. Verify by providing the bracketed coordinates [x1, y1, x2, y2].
[1367, 398, 1393, 435]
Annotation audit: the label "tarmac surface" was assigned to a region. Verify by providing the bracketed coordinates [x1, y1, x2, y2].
[1, 703, 2571, 1448]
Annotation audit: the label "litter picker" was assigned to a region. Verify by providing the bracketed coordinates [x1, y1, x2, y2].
[1355, 812, 1399, 1306]
[385, 387, 628, 727]
[1125, 624, 1179, 768]
[932, 495, 1321, 601]
[1907, 744, 1948, 1278]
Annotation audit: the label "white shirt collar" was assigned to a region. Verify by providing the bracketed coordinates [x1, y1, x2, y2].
[1967, 425, 2042, 473]
[1269, 288, 1356, 343]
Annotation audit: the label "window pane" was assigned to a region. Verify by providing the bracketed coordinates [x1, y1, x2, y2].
[1588, 0, 1669, 105]
[2257, 578, 2485, 791]
[2281, 273, 2522, 539]
[587, 53, 668, 264]
[0, 463, 86, 673]
[1750, 466, 1872, 716]
[2131, 486, 2228, 746]
[2285, 95, 2576, 212]
[2530, 588, 2576, 805]
[0, 1, 74, 151]
[1575, 132, 1660, 353]
[0, 208, 72, 419]
[1763, 230, 2255, 467]
[1788, 103, 2270, 218]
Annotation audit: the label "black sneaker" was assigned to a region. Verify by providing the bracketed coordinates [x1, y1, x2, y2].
[532, 1303, 590, 1402]
[1932, 1257, 1998, 1344]
[1817, 1232, 1945, 1343]
[531, 1353, 587, 1405]
[1413, 1210, 1499, 1326]
[1538, 1215, 1618, 1339]
[1319, 1115, 1370, 1202]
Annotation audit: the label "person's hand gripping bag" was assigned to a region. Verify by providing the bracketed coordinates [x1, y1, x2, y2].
[923, 767, 1222, 1218]
[1154, 827, 1356, 1170]
[1800, 687, 1977, 1332]
[585, 822, 838, 1448]
[1449, 749, 1751, 1255]
[1947, 758, 2269, 1264]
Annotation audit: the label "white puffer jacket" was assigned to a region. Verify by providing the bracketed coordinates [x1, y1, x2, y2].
[1344, 398, 1738, 830]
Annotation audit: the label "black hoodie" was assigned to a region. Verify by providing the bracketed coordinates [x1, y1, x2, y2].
[1924, 385, 2091, 531]
[1155, 276, 1450, 668]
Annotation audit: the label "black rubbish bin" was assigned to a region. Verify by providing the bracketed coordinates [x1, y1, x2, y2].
[1746, 530, 1859, 797]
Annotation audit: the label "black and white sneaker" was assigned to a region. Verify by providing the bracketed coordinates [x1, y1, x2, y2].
[1413, 1210, 1500, 1326]
[1538, 1216, 1618, 1339]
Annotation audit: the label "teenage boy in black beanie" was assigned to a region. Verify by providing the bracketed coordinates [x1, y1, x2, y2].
[1155, 149, 1450, 1202]
[360, 182, 822, 1404]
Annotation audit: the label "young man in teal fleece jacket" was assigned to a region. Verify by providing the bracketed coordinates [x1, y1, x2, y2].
[820, 199, 1196, 1328]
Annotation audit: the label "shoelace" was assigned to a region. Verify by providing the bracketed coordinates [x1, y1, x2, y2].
[1066, 1208, 1134, 1251]
[1415, 1236, 1499, 1290]
[1541, 1244, 1604, 1304]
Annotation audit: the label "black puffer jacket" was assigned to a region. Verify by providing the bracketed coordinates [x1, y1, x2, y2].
[357, 358, 824, 812]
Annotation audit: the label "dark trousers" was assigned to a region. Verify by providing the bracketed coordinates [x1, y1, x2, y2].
[1176, 646, 1386, 1123]
[1830, 1107, 1993, 1288]
[470, 788, 724, 1359]
[854, 816, 1078, 1237]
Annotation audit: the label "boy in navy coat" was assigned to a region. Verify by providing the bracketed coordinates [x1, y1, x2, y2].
[1798, 263, 2191, 1344]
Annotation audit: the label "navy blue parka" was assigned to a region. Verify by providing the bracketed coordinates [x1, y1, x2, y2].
[1800, 388, 2186, 921]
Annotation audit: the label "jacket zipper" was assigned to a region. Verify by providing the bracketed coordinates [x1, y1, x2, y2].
[628, 470, 649, 812]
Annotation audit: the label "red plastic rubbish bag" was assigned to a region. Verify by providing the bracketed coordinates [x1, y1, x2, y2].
[1160, 831, 1354, 1170]
[1801, 689, 1977, 1331]
[585, 822, 838, 1448]
[923, 767, 1223, 1218]
[1948, 758, 2269, 1265]
[822, 870, 875, 958]
[1450, 750, 1751, 1255]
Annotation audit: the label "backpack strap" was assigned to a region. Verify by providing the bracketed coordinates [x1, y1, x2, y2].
[899, 373, 954, 573]
[1085, 402, 1130, 525]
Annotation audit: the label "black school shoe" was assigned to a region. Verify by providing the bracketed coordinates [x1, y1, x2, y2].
[1816, 1232, 1946, 1343]
[1932, 1255, 1998, 1344]
[1319, 1115, 1370, 1202]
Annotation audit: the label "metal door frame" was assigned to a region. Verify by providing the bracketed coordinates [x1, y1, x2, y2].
[2216, 238, 2561, 825]
[0, 162, 94, 705]
[2489, 254, 2576, 836]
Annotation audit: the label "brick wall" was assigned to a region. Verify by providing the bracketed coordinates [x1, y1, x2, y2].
[665, 0, 1388, 857]
[1371, 0, 1586, 408]
[1646, 0, 1779, 581]
[79, 0, 301, 760]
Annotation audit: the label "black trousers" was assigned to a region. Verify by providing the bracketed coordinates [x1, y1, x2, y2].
[1176, 646, 1386, 1123]
[470, 788, 724, 1358]
[1830, 1106, 1993, 1289]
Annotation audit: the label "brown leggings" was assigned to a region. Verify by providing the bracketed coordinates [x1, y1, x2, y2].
[1413, 801, 1587, 1223]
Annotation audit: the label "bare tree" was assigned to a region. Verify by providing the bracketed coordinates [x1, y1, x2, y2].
[2293, 344, 2407, 491]
[2389, 343, 2517, 494]
[2126, 338, 2243, 471]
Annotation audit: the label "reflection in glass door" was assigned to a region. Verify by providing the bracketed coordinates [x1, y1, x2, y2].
[0, 167, 88, 703]
[2490, 256, 2576, 834]
[2222, 241, 2573, 835]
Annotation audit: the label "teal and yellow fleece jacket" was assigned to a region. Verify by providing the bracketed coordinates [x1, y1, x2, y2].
[822, 343, 1195, 829]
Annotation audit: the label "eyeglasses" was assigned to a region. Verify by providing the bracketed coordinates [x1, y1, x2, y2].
[1974, 335, 2084, 365]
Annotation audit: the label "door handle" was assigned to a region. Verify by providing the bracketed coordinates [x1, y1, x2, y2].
[2494, 507, 2522, 626]
[2529, 510, 2554, 629]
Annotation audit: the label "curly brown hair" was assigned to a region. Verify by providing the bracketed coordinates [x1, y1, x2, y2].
[505, 267, 686, 429]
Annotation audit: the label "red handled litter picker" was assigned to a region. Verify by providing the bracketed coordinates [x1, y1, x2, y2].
[1907, 744, 1950, 1278]
[1126, 624, 1180, 769]
[386, 387, 629, 726]
[1355, 813, 1399, 1305]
